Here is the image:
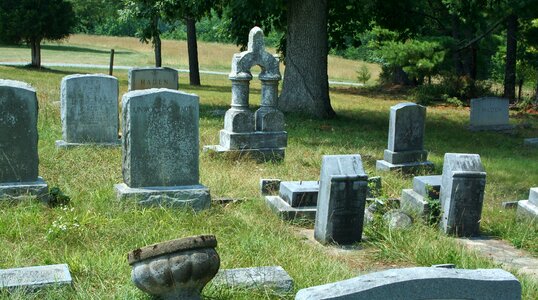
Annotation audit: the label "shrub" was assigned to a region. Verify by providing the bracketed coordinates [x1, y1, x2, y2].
[357, 64, 372, 84]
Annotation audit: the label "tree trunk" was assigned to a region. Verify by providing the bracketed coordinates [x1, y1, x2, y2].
[451, 15, 465, 76]
[278, 0, 335, 119]
[535, 72, 538, 105]
[186, 17, 201, 86]
[154, 34, 162, 67]
[504, 14, 518, 102]
[30, 39, 41, 68]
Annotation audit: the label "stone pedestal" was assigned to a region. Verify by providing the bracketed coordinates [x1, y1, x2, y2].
[0, 177, 48, 202]
[265, 181, 319, 221]
[401, 175, 441, 217]
[516, 188, 538, 223]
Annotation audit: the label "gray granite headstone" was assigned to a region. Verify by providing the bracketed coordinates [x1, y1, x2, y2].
[212, 266, 293, 294]
[56, 74, 120, 148]
[0, 79, 48, 200]
[440, 153, 486, 236]
[295, 267, 521, 300]
[401, 175, 441, 217]
[470, 97, 513, 131]
[516, 187, 538, 222]
[376, 102, 433, 173]
[114, 88, 210, 210]
[0, 264, 72, 291]
[128, 67, 179, 91]
[280, 181, 319, 207]
[314, 155, 368, 245]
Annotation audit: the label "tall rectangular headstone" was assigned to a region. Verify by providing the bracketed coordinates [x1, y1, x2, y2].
[376, 102, 433, 173]
[314, 155, 368, 245]
[128, 67, 179, 91]
[56, 74, 120, 148]
[469, 97, 513, 131]
[0, 79, 48, 200]
[114, 89, 210, 210]
[440, 153, 486, 236]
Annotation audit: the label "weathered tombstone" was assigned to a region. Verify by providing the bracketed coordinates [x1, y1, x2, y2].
[0, 264, 72, 292]
[469, 97, 514, 131]
[0, 79, 48, 201]
[128, 67, 179, 91]
[295, 267, 521, 300]
[314, 155, 368, 245]
[440, 153, 486, 236]
[203, 27, 287, 162]
[56, 74, 120, 148]
[114, 89, 210, 210]
[212, 266, 294, 294]
[376, 102, 433, 173]
[401, 175, 442, 218]
[516, 187, 538, 222]
[524, 137, 538, 147]
[265, 181, 319, 221]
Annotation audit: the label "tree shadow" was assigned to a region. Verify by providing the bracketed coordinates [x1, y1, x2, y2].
[330, 85, 412, 100]
[9, 65, 75, 75]
[41, 45, 132, 55]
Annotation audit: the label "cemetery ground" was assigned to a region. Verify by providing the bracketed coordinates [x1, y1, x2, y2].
[0, 36, 537, 299]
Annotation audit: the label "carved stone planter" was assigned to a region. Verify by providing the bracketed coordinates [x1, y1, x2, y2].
[127, 235, 220, 300]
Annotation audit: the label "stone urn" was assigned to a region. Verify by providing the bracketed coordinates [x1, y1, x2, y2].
[127, 235, 220, 300]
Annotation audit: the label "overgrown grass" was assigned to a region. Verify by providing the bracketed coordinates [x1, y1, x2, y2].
[0, 53, 537, 299]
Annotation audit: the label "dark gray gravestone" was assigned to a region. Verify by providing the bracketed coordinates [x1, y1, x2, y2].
[0, 80, 48, 200]
[440, 153, 486, 236]
[376, 102, 433, 173]
[314, 155, 368, 245]
[56, 74, 120, 148]
[128, 67, 178, 91]
[114, 88, 210, 210]
[295, 267, 521, 300]
[0, 264, 72, 292]
[470, 97, 513, 131]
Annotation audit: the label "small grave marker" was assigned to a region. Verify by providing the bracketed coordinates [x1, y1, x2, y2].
[0, 264, 72, 291]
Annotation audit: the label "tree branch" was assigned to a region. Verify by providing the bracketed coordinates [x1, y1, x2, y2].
[456, 16, 508, 51]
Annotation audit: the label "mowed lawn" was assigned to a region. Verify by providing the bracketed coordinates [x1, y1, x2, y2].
[0, 35, 537, 299]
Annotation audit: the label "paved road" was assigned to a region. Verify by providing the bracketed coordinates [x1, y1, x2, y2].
[0, 62, 364, 87]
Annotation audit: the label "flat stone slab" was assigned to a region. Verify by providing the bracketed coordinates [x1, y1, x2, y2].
[0, 177, 48, 202]
[458, 236, 538, 279]
[524, 138, 538, 146]
[265, 196, 316, 221]
[295, 267, 521, 300]
[212, 266, 293, 293]
[114, 183, 210, 211]
[516, 200, 538, 223]
[376, 159, 434, 173]
[55, 140, 120, 149]
[279, 181, 319, 207]
[203, 145, 285, 162]
[401, 189, 429, 216]
[0, 264, 72, 291]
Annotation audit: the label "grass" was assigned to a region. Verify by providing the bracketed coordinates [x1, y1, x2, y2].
[0, 35, 537, 299]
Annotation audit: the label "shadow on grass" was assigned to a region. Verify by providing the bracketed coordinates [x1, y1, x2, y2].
[330, 84, 412, 100]
[9, 65, 75, 75]
[0, 43, 132, 55]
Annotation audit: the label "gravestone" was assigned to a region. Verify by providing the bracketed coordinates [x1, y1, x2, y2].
[440, 153, 486, 236]
[128, 67, 178, 91]
[295, 267, 521, 300]
[469, 97, 514, 131]
[401, 175, 441, 218]
[114, 89, 210, 210]
[314, 155, 368, 245]
[56, 74, 120, 148]
[376, 102, 433, 173]
[0, 80, 48, 201]
[524, 138, 538, 147]
[265, 181, 319, 221]
[212, 266, 293, 294]
[203, 27, 287, 162]
[0, 264, 72, 292]
[516, 187, 538, 222]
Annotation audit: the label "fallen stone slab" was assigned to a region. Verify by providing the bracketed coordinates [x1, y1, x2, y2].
[0, 264, 72, 292]
[212, 266, 293, 293]
[295, 267, 520, 300]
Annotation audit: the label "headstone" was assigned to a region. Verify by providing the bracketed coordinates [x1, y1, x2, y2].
[212, 266, 293, 294]
[367, 176, 382, 198]
[314, 155, 368, 245]
[440, 153, 486, 236]
[295, 267, 521, 300]
[376, 102, 434, 173]
[204, 27, 287, 162]
[0, 264, 72, 291]
[56, 74, 120, 148]
[265, 181, 318, 221]
[469, 97, 514, 131]
[259, 178, 281, 196]
[516, 187, 538, 223]
[0, 80, 48, 201]
[524, 138, 538, 147]
[128, 67, 178, 91]
[401, 175, 441, 218]
[114, 89, 210, 210]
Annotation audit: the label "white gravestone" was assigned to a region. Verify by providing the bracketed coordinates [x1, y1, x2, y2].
[469, 97, 514, 131]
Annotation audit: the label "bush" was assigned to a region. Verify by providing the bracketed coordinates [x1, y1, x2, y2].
[413, 75, 495, 106]
[356, 64, 371, 84]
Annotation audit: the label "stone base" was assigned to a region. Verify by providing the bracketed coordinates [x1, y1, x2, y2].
[203, 145, 285, 162]
[376, 160, 434, 173]
[524, 138, 538, 146]
[265, 196, 316, 221]
[469, 124, 515, 132]
[114, 183, 210, 211]
[56, 140, 121, 149]
[219, 130, 287, 149]
[401, 189, 429, 217]
[516, 200, 538, 223]
[0, 177, 49, 202]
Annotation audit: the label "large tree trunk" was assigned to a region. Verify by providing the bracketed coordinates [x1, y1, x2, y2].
[451, 15, 465, 76]
[535, 72, 538, 105]
[504, 14, 518, 102]
[278, 0, 335, 119]
[153, 16, 162, 67]
[30, 39, 41, 68]
[186, 17, 200, 86]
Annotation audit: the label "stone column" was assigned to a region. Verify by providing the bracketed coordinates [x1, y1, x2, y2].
[255, 72, 284, 132]
[224, 73, 254, 133]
